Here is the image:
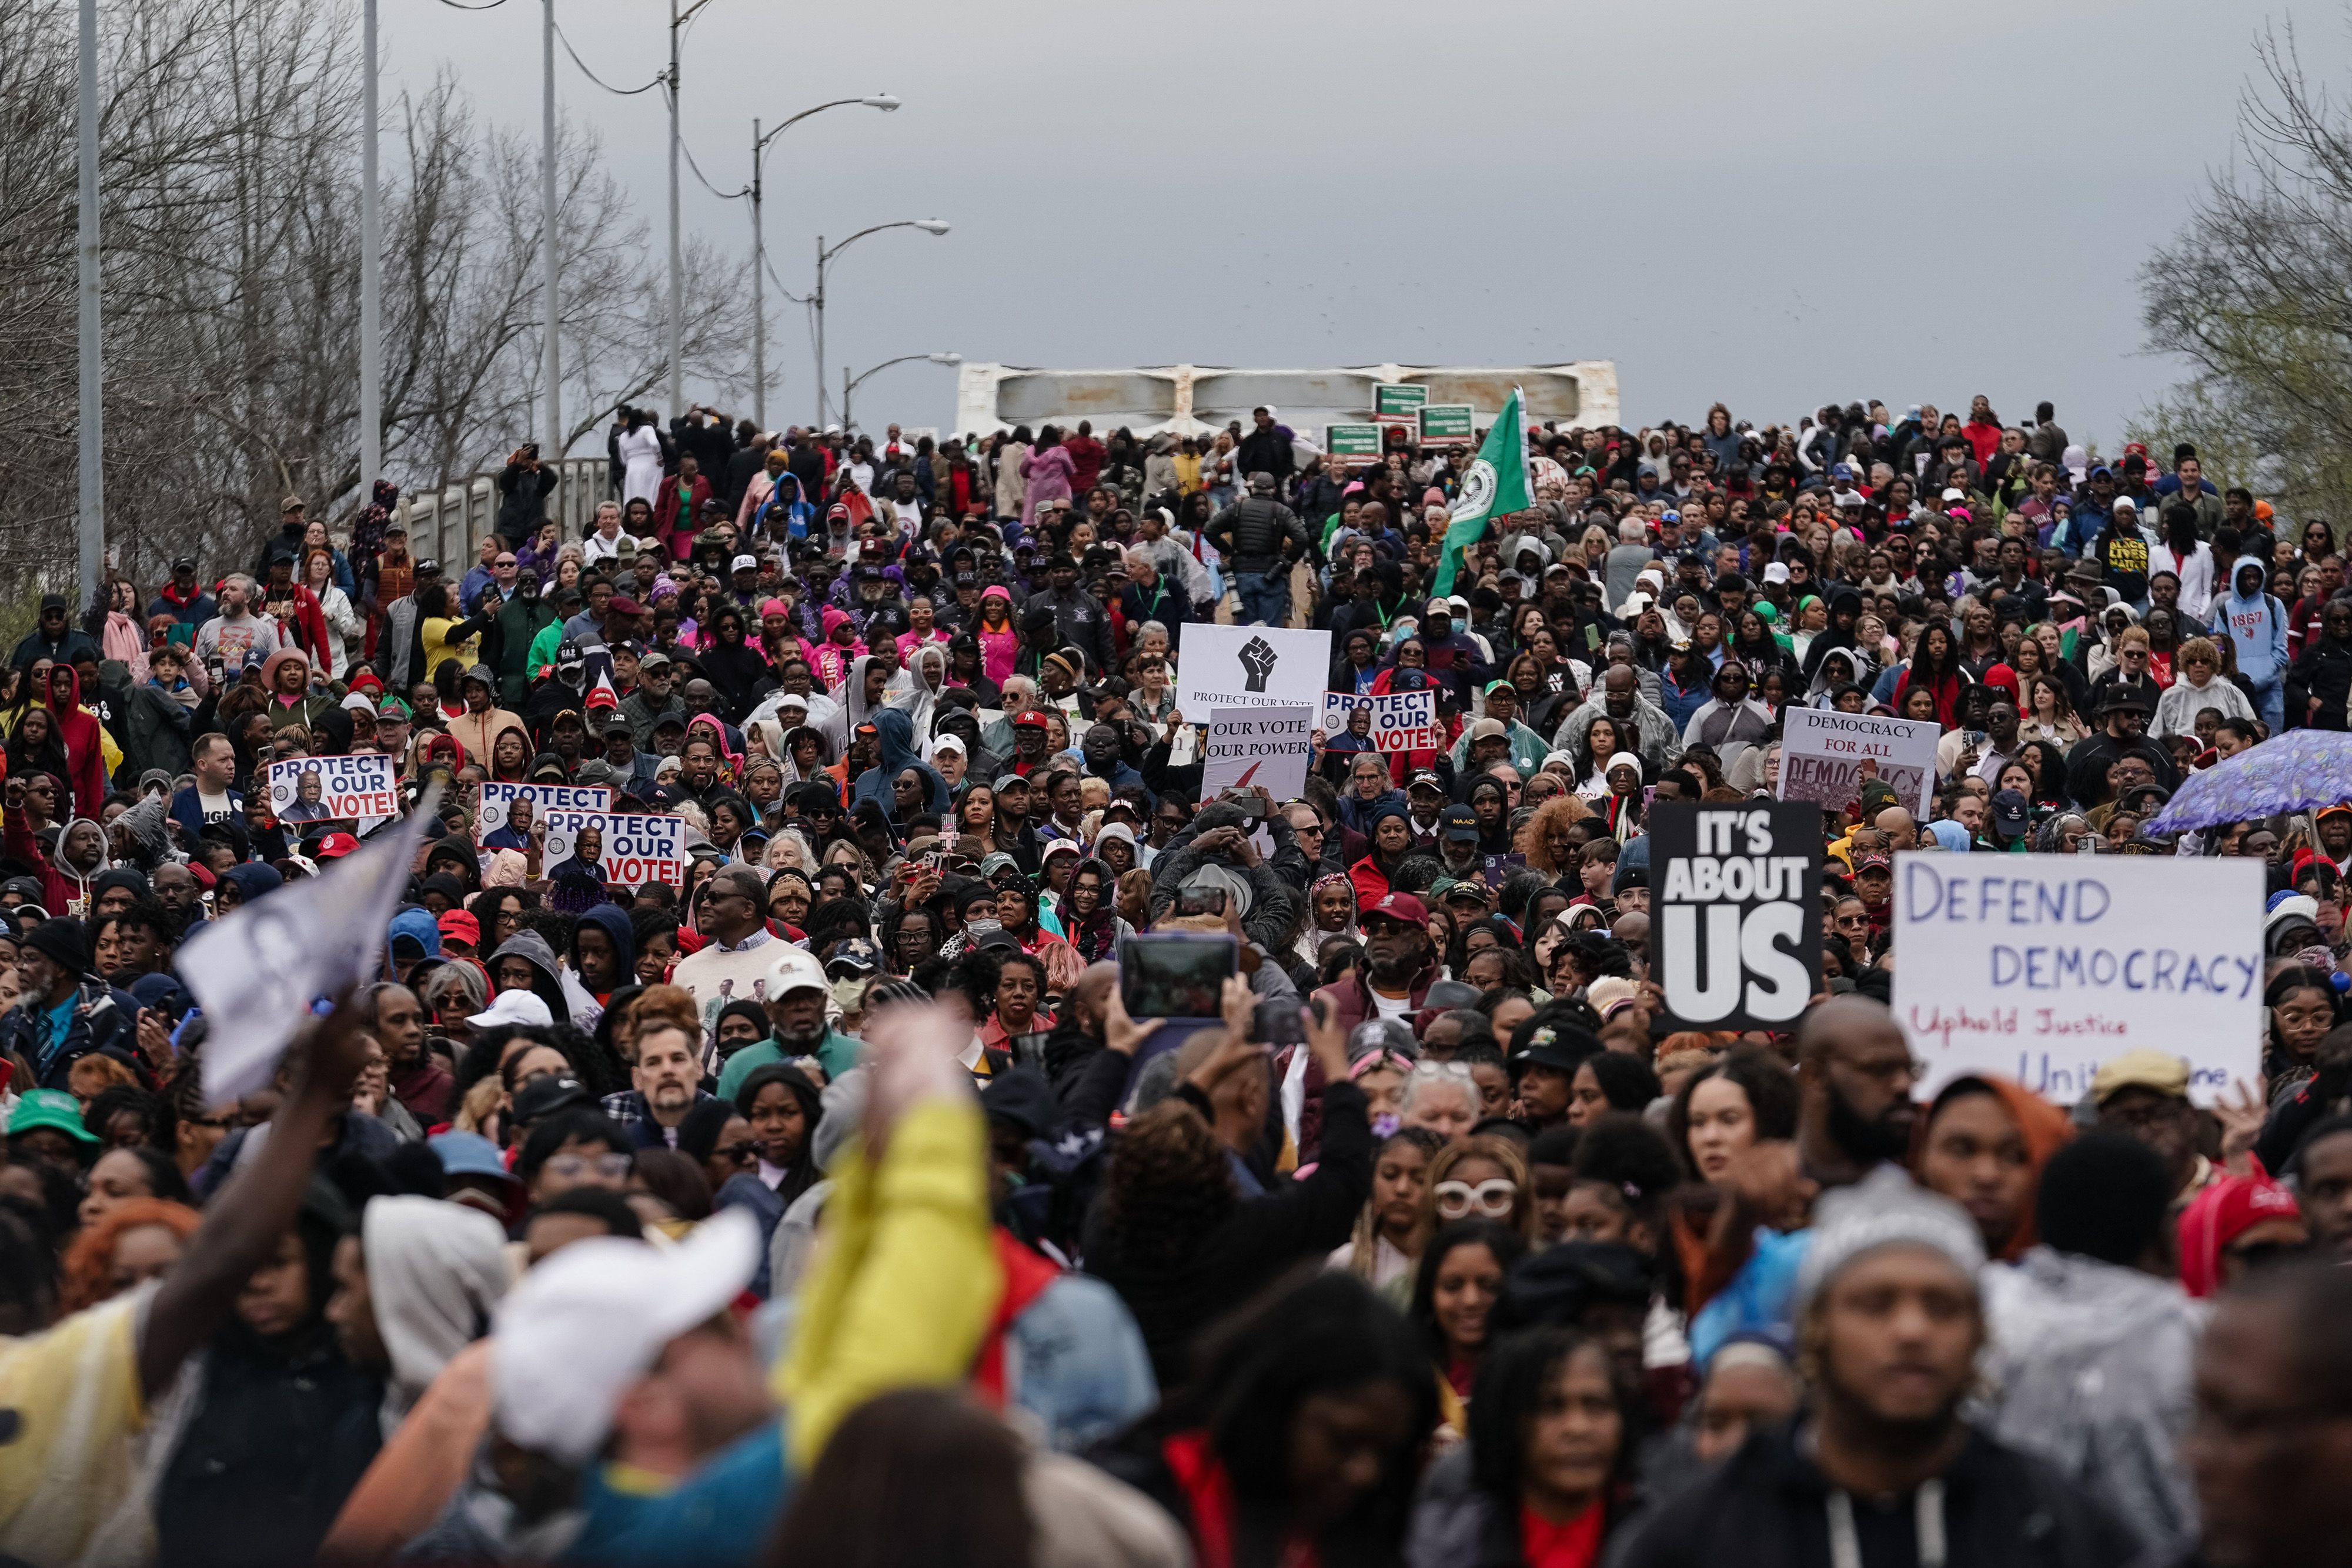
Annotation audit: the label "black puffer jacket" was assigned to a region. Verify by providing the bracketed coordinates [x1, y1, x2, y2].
[1206, 496, 1311, 575]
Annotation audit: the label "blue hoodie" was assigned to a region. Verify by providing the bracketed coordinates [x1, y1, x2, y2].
[851, 707, 950, 817]
[2221, 560, 2288, 686]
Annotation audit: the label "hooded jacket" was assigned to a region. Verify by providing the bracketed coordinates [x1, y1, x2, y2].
[852, 707, 950, 817]
[44, 666, 112, 821]
[489, 928, 570, 1026]
[2220, 561, 2288, 688]
[360, 1196, 509, 1427]
[567, 903, 637, 1007]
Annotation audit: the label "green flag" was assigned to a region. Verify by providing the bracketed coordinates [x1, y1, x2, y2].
[1431, 386, 1529, 596]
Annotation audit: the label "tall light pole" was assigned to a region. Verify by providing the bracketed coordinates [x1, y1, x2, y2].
[841, 353, 960, 436]
[664, 0, 720, 420]
[749, 94, 898, 432]
[76, 0, 102, 604]
[359, 0, 381, 505]
[541, 0, 561, 456]
[813, 219, 948, 427]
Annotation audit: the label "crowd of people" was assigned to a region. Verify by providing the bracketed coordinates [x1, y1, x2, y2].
[0, 393, 2348, 1568]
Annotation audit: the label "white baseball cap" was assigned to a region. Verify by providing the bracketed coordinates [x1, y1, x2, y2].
[767, 944, 828, 1000]
[467, 988, 553, 1031]
[492, 1208, 761, 1463]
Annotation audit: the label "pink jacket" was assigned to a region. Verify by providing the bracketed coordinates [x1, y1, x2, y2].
[1019, 445, 1075, 526]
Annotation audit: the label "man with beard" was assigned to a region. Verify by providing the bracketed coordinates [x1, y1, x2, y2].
[716, 946, 861, 1096]
[600, 1019, 719, 1151]
[1312, 891, 1439, 1034]
[1622, 1171, 2137, 1568]
[1796, 995, 1920, 1188]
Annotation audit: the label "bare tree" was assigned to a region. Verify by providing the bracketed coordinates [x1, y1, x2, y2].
[0, 0, 750, 590]
[2140, 14, 2352, 532]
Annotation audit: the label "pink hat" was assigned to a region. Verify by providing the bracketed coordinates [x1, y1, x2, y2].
[760, 597, 789, 617]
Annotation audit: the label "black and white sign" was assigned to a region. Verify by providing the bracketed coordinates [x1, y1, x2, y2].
[1649, 801, 1822, 1031]
[1174, 624, 1332, 716]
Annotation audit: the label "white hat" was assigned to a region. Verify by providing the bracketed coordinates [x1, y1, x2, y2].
[1619, 591, 1654, 617]
[467, 989, 553, 1031]
[1762, 561, 1791, 584]
[731, 554, 759, 572]
[767, 944, 827, 1001]
[1942, 488, 1966, 503]
[492, 1208, 762, 1464]
[1604, 752, 1643, 777]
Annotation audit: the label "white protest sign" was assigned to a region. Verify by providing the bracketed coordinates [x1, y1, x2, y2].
[475, 781, 617, 844]
[1318, 690, 1438, 754]
[1778, 709, 1939, 821]
[189, 791, 436, 1106]
[543, 810, 688, 887]
[1201, 706, 1314, 801]
[1175, 624, 1332, 717]
[1890, 853, 2264, 1107]
[267, 754, 399, 831]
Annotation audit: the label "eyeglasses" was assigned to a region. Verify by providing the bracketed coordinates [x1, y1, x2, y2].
[715, 1140, 757, 1164]
[1435, 1178, 1518, 1219]
[545, 1152, 631, 1181]
[1359, 917, 1415, 938]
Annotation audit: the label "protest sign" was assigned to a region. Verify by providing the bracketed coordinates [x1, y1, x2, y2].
[1418, 404, 1475, 447]
[1374, 383, 1427, 419]
[1649, 801, 1822, 1031]
[1890, 854, 2263, 1106]
[475, 781, 617, 844]
[1201, 706, 1314, 801]
[1779, 709, 1938, 820]
[266, 754, 398, 831]
[1325, 423, 1384, 468]
[191, 790, 436, 1106]
[543, 810, 688, 887]
[1318, 690, 1438, 754]
[1175, 624, 1332, 716]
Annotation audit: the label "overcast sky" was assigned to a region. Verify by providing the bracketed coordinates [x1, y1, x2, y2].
[386, 0, 2348, 450]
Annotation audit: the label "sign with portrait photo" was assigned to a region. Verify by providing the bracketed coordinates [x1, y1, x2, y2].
[542, 810, 687, 888]
[266, 754, 399, 832]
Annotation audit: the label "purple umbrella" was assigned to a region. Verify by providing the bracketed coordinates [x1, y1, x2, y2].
[2144, 730, 2352, 835]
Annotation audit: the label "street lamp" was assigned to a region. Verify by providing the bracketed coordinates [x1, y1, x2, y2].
[840, 353, 961, 434]
[749, 95, 897, 430]
[666, 0, 723, 420]
[813, 220, 950, 427]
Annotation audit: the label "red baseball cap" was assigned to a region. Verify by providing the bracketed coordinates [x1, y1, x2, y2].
[313, 832, 359, 861]
[438, 910, 482, 947]
[1361, 891, 1427, 925]
[1011, 711, 1051, 730]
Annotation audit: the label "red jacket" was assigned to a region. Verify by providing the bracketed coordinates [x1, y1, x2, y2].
[653, 473, 714, 554]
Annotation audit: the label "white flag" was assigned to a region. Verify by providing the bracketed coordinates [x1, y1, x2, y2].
[189, 793, 438, 1107]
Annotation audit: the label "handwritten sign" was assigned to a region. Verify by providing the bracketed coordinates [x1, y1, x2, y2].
[1201, 706, 1314, 801]
[267, 754, 398, 831]
[1649, 801, 1822, 1031]
[1779, 708, 1938, 821]
[543, 810, 687, 888]
[1890, 854, 2263, 1106]
[476, 781, 616, 844]
[1319, 690, 1438, 755]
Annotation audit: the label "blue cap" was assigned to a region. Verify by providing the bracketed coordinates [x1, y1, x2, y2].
[389, 907, 442, 958]
[1832, 464, 1853, 479]
[430, 1131, 520, 1186]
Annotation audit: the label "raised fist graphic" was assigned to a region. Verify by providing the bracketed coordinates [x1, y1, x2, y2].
[1238, 636, 1278, 693]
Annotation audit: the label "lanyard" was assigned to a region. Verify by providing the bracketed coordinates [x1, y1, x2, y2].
[1825, 1480, 1945, 1568]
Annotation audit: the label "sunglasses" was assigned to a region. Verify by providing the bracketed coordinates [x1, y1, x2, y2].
[1435, 1178, 1518, 1220]
[715, 1140, 757, 1164]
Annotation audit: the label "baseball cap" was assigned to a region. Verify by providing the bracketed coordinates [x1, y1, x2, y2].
[1425, 597, 1455, 617]
[1011, 712, 1051, 730]
[1853, 852, 1892, 874]
[1762, 561, 1791, 584]
[493, 1208, 763, 1465]
[767, 944, 828, 1001]
[7, 1088, 98, 1145]
[825, 938, 881, 978]
[430, 1130, 523, 1190]
[1990, 791, 2030, 836]
[731, 554, 758, 572]
[554, 639, 584, 666]
[639, 650, 673, 671]
[1435, 877, 1492, 907]
[437, 910, 482, 948]
[992, 773, 1031, 793]
[1407, 770, 1446, 795]
[312, 832, 360, 861]
[2090, 1048, 2191, 1106]
[510, 1074, 592, 1124]
[1360, 891, 1428, 927]
[1468, 717, 1506, 742]
[467, 989, 554, 1031]
[1439, 804, 1480, 842]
